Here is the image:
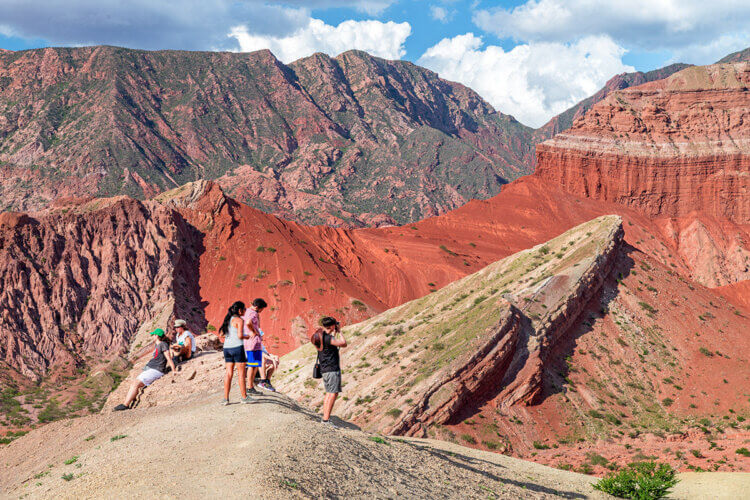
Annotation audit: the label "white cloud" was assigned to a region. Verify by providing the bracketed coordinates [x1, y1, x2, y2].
[418, 33, 633, 128]
[0, 0, 397, 50]
[229, 18, 411, 63]
[473, 0, 750, 61]
[430, 6, 454, 23]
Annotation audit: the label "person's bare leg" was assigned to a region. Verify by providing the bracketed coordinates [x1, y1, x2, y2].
[224, 363, 234, 399]
[123, 380, 145, 407]
[265, 364, 275, 380]
[238, 364, 248, 396]
[322, 392, 338, 421]
[258, 361, 267, 380]
[247, 366, 258, 389]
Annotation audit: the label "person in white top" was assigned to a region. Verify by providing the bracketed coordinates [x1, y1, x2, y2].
[171, 319, 196, 363]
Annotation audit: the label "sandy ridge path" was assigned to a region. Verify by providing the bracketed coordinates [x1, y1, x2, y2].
[1, 391, 605, 500]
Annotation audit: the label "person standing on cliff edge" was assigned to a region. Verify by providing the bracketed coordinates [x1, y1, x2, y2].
[312, 316, 347, 428]
[243, 298, 267, 396]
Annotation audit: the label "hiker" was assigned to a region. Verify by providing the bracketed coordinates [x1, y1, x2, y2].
[259, 346, 279, 392]
[312, 316, 347, 427]
[171, 319, 195, 364]
[243, 298, 267, 395]
[113, 328, 176, 411]
[218, 301, 251, 405]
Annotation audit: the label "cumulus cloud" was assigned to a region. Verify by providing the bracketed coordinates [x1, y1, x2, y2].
[430, 6, 455, 23]
[230, 18, 411, 63]
[473, 0, 750, 63]
[418, 33, 633, 127]
[0, 0, 396, 50]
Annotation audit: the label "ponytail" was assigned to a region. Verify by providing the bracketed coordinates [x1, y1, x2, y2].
[219, 301, 245, 335]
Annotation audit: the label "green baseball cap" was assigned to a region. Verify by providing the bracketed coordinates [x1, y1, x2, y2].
[149, 328, 166, 337]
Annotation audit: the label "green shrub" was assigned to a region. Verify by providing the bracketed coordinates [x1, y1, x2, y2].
[662, 398, 674, 407]
[386, 408, 402, 418]
[736, 447, 750, 457]
[64, 456, 78, 465]
[460, 434, 476, 444]
[110, 434, 127, 442]
[369, 436, 388, 445]
[593, 461, 678, 499]
[61, 473, 75, 481]
[532, 441, 550, 449]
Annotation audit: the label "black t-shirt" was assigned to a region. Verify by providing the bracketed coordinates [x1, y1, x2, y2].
[318, 333, 340, 373]
[145, 341, 169, 373]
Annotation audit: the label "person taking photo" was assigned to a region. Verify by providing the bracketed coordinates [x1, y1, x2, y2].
[312, 316, 347, 428]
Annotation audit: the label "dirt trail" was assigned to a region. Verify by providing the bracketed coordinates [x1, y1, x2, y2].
[1, 391, 604, 499]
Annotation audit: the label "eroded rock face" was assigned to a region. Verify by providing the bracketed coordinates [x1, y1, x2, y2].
[535, 62, 750, 286]
[0, 197, 204, 381]
[0, 46, 535, 226]
[536, 63, 750, 222]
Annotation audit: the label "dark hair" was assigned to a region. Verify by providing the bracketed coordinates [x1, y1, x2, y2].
[252, 298, 268, 309]
[320, 316, 338, 328]
[219, 301, 245, 335]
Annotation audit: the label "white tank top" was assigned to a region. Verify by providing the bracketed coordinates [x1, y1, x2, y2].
[223, 316, 243, 349]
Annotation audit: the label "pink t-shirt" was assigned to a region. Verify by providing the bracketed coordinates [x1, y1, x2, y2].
[242, 308, 262, 351]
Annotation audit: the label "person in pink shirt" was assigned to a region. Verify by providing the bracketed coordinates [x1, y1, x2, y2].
[243, 298, 267, 395]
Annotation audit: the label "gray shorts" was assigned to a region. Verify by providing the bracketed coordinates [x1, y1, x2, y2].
[322, 371, 342, 393]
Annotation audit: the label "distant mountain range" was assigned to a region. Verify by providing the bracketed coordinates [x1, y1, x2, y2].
[0, 45, 748, 226]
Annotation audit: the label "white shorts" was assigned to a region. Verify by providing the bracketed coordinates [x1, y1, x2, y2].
[137, 368, 165, 386]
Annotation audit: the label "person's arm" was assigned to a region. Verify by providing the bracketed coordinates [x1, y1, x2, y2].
[234, 317, 249, 339]
[184, 335, 193, 354]
[164, 344, 176, 372]
[329, 328, 347, 348]
[245, 316, 260, 338]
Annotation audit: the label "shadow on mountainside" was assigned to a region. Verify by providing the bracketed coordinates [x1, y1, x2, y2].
[540, 244, 636, 403]
[446, 242, 635, 425]
[172, 212, 209, 331]
[403, 441, 587, 499]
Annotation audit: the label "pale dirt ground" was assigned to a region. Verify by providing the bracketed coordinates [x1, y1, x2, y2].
[2, 390, 606, 500]
[2, 369, 747, 499]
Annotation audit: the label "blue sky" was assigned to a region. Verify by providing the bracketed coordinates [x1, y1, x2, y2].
[1, 1, 748, 127]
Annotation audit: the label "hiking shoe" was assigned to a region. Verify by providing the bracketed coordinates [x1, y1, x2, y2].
[241, 396, 252, 404]
[220, 398, 229, 406]
[246, 387, 261, 396]
[258, 380, 276, 392]
[320, 419, 339, 429]
[113, 404, 129, 412]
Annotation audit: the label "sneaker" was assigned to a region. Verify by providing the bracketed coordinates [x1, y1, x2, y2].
[246, 387, 261, 396]
[113, 404, 129, 412]
[241, 396, 252, 404]
[258, 380, 277, 392]
[220, 398, 229, 406]
[320, 419, 338, 429]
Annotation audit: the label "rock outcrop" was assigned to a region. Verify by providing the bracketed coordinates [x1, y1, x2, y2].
[535, 62, 750, 286]
[0, 196, 203, 382]
[277, 216, 624, 435]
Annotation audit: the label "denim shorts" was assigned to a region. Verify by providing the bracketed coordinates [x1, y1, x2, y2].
[223, 345, 247, 364]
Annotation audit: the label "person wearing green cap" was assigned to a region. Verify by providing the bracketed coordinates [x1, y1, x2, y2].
[113, 327, 175, 411]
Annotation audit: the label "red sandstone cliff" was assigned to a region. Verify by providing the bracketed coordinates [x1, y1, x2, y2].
[535, 62, 750, 286]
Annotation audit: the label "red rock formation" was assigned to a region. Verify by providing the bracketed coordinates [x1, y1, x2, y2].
[0, 197, 204, 382]
[535, 62, 750, 286]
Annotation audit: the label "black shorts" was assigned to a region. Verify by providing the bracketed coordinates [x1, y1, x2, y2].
[223, 346, 247, 364]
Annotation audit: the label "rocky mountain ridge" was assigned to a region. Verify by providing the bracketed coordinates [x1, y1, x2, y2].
[0, 46, 535, 226]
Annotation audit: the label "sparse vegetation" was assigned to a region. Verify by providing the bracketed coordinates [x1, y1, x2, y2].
[110, 434, 128, 442]
[594, 461, 678, 499]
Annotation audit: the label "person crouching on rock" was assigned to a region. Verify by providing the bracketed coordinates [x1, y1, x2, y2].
[114, 328, 176, 411]
[170, 319, 195, 365]
[218, 301, 252, 405]
[312, 316, 347, 428]
[243, 298, 267, 396]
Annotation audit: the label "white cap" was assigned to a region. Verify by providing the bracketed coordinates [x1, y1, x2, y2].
[174, 319, 187, 328]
